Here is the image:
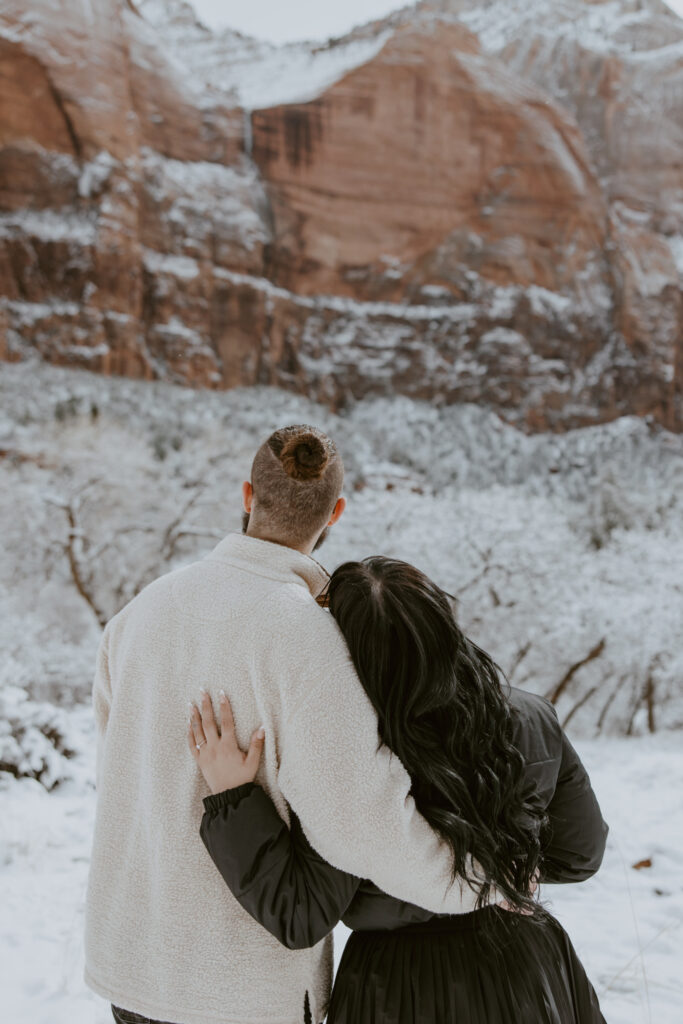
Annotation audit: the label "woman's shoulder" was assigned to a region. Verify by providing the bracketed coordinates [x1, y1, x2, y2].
[505, 685, 563, 766]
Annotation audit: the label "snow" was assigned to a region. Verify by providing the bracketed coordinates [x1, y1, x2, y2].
[0, 209, 97, 246]
[142, 248, 200, 279]
[215, 31, 395, 110]
[479, 327, 529, 348]
[622, 245, 678, 296]
[214, 265, 480, 321]
[1, 723, 681, 1023]
[1, 356, 681, 730]
[460, 0, 683, 59]
[139, 148, 271, 251]
[419, 284, 453, 299]
[1, 298, 81, 323]
[667, 235, 683, 274]
[138, 0, 394, 110]
[152, 316, 208, 347]
[0, 354, 682, 1022]
[187, 0, 402, 45]
[77, 151, 116, 199]
[527, 284, 573, 316]
[487, 285, 520, 319]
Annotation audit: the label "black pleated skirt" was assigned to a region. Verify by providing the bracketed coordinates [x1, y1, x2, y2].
[326, 906, 606, 1024]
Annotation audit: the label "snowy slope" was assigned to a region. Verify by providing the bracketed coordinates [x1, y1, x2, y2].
[453, 0, 683, 55]
[1, 653, 682, 1024]
[138, 0, 394, 110]
[137, 0, 683, 113]
[1, 357, 682, 1021]
[1, 357, 681, 745]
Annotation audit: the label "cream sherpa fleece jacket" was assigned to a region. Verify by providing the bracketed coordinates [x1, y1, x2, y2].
[84, 533, 490, 1024]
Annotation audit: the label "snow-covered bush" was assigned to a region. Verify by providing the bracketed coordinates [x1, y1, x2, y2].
[0, 684, 77, 791]
[580, 471, 672, 549]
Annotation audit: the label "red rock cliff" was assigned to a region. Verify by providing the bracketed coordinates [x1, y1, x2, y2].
[0, 0, 681, 430]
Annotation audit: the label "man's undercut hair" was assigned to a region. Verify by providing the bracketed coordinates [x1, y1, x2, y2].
[250, 425, 344, 546]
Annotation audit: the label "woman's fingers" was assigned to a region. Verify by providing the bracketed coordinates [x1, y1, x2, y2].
[187, 719, 199, 759]
[189, 703, 207, 748]
[199, 689, 219, 741]
[244, 726, 266, 776]
[218, 690, 238, 747]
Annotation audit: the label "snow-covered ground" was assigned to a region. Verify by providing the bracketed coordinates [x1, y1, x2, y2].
[1, 359, 682, 1022]
[2, 726, 681, 1023]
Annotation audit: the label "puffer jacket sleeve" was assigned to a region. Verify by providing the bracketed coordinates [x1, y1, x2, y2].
[199, 782, 361, 949]
[538, 700, 609, 883]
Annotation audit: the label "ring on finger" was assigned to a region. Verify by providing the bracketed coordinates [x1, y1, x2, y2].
[189, 706, 207, 749]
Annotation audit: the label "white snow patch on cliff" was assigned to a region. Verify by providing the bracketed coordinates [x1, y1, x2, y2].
[138, 0, 393, 111]
[667, 235, 683, 274]
[223, 31, 395, 110]
[213, 266, 479, 321]
[1, 299, 82, 323]
[0, 210, 97, 246]
[142, 249, 200, 279]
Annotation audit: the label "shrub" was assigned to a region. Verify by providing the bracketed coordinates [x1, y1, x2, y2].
[0, 685, 77, 792]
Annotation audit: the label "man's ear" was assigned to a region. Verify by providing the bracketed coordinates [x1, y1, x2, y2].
[328, 495, 346, 526]
[242, 481, 253, 513]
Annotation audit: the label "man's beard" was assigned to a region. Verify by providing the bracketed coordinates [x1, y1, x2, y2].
[241, 511, 330, 552]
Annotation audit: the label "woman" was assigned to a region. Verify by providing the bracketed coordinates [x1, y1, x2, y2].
[188, 556, 608, 1023]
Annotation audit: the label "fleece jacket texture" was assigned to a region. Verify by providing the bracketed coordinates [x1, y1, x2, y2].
[83, 533, 492, 1024]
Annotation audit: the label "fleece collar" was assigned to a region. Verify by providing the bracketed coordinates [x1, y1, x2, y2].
[205, 532, 330, 598]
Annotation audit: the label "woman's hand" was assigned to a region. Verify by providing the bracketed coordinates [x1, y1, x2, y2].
[188, 689, 265, 795]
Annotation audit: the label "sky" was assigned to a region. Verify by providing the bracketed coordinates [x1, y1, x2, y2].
[189, 0, 683, 44]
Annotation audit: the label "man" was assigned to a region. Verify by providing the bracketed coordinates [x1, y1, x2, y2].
[84, 425, 493, 1024]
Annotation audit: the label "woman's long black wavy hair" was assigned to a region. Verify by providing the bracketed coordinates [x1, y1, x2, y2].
[326, 556, 551, 921]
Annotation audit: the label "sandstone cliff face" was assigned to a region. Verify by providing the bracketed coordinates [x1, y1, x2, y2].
[0, 0, 264, 384]
[252, 24, 608, 301]
[0, 0, 681, 430]
[430, 0, 683, 427]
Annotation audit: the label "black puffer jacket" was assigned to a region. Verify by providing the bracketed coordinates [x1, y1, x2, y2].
[199, 686, 608, 950]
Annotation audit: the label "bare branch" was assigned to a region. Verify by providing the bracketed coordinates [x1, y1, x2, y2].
[160, 484, 208, 561]
[0, 447, 54, 469]
[626, 667, 658, 736]
[645, 673, 656, 734]
[595, 675, 627, 734]
[545, 638, 606, 704]
[89, 524, 158, 561]
[455, 562, 510, 596]
[63, 502, 108, 628]
[71, 476, 104, 515]
[507, 641, 531, 682]
[561, 685, 599, 729]
[43, 486, 110, 628]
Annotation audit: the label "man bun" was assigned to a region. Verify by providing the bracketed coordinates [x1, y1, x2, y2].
[279, 431, 330, 481]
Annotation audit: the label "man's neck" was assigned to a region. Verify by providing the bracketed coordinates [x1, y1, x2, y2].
[244, 526, 314, 558]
